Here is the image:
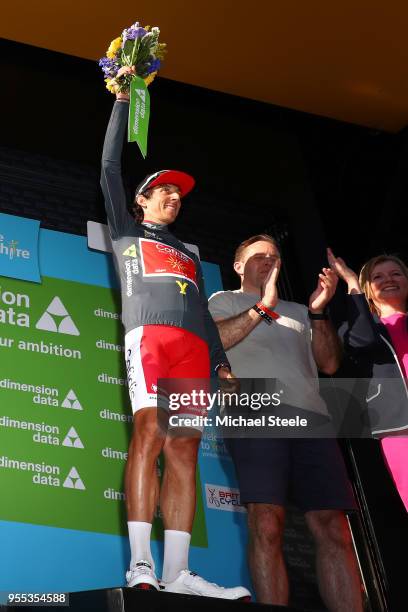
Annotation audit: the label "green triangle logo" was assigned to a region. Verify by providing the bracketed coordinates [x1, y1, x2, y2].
[123, 244, 137, 258]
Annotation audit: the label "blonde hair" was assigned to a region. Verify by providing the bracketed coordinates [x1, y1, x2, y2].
[359, 254, 408, 316]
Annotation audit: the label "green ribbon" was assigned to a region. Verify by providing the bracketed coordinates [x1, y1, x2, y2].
[128, 76, 150, 158]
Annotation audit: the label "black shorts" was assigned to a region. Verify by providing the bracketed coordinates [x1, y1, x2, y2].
[226, 437, 356, 512]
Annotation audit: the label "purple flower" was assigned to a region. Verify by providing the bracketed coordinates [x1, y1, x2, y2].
[98, 57, 120, 78]
[122, 25, 147, 44]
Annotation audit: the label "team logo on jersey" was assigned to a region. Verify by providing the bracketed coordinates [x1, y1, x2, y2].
[140, 239, 197, 288]
[167, 255, 187, 274]
[176, 281, 188, 295]
[122, 244, 137, 258]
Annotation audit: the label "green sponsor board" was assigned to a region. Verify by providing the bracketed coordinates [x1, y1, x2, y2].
[0, 275, 207, 546]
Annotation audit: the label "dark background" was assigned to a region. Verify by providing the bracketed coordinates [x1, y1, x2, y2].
[1, 38, 407, 302]
[1, 38, 407, 610]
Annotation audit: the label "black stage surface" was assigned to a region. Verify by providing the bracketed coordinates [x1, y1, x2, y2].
[0, 588, 306, 611]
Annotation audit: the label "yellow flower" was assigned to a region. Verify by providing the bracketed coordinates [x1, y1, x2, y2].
[105, 78, 119, 94]
[144, 71, 157, 87]
[156, 43, 167, 60]
[106, 36, 122, 59]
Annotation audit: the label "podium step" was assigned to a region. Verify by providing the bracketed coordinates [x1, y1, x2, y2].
[72, 588, 306, 611]
[1, 587, 307, 611]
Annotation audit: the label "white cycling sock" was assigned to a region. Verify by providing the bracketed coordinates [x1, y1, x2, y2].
[128, 521, 155, 571]
[162, 530, 191, 583]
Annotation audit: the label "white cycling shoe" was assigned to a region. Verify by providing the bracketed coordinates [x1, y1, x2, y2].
[126, 560, 159, 591]
[160, 569, 251, 600]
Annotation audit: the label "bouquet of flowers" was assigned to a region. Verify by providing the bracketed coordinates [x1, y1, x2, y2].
[99, 22, 166, 94]
[99, 22, 167, 157]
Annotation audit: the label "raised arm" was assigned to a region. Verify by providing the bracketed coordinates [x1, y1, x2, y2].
[327, 248, 380, 349]
[327, 248, 361, 295]
[308, 267, 342, 374]
[100, 82, 135, 240]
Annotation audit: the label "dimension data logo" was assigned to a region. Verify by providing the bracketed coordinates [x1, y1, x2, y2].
[0, 213, 41, 283]
[123, 244, 137, 258]
[62, 427, 84, 449]
[0, 286, 30, 327]
[36, 297, 80, 335]
[0, 290, 80, 340]
[136, 88, 146, 102]
[63, 467, 86, 490]
[61, 389, 83, 410]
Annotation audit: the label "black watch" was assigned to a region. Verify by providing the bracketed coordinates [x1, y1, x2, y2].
[308, 309, 329, 320]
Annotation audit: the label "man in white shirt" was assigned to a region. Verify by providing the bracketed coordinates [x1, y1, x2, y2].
[208, 234, 363, 611]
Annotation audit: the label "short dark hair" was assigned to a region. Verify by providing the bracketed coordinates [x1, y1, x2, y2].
[234, 234, 280, 263]
[131, 201, 145, 224]
[132, 186, 156, 224]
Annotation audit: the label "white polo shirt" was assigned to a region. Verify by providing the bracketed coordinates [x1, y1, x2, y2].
[208, 290, 328, 416]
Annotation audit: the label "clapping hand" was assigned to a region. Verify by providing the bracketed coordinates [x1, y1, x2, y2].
[261, 259, 281, 309]
[309, 267, 338, 313]
[327, 248, 361, 294]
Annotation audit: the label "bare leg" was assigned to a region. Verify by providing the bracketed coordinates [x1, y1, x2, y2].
[306, 510, 363, 612]
[125, 408, 165, 521]
[161, 433, 201, 531]
[247, 503, 289, 605]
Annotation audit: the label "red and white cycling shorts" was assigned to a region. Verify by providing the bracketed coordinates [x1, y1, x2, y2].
[124, 325, 210, 419]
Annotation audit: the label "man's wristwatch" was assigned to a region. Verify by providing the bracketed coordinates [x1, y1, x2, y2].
[308, 309, 329, 320]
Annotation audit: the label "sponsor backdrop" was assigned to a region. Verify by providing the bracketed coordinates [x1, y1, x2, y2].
[0, 213, 250, 594]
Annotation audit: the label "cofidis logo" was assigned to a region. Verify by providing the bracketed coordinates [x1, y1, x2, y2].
[0, 213, 41, 283]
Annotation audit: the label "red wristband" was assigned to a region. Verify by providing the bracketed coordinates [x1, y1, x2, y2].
[256, 302, 280, 320]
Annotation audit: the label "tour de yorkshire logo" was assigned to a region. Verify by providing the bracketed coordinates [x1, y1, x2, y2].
[0, 216, 41, 283]
[0, 237, 27, 260]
